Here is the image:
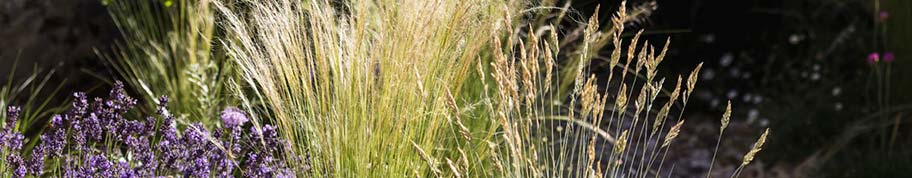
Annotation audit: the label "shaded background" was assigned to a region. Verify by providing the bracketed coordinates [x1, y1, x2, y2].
[0, 0, 117, 96]
[1, 0, 910, 177]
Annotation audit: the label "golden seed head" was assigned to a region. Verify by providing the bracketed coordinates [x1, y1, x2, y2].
[627, 30, 644, 68]
[741, 128, 770, 166]
[686, 62, 704, 100]
[615, 84, 629, 114]
[636, 45, 648, 74]
[721, 100, 731, 132]
[446, 158, 463, 178]
[662, 119, 685, 147]
[634, 86, 648, 116]
[543, 42, 554, 92]
[613, 130, 629, 154]
[651, 78, 665, 101]
[670, 75, 682, 103]
[655, 37, 670, 65]
[412, 141, 442, 176]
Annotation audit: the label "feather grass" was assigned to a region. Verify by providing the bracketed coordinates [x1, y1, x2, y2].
[214, 0, 771, 177]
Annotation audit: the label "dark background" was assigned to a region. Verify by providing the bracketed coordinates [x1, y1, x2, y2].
[2, 0, 910, 177]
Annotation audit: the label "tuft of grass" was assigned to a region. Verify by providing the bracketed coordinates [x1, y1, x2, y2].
[103, 0, 232, 123]
[217, 0, 523, 176]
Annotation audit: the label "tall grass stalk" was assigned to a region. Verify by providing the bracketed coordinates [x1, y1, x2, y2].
[217, 0, 770, 177]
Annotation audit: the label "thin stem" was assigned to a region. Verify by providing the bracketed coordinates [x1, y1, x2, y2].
[705, 131, 725, 178]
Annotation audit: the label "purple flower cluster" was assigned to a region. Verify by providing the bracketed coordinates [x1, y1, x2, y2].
[2, 106, 27, 177]
[0, 81, 294, 177]
[867, 52, 897, 64]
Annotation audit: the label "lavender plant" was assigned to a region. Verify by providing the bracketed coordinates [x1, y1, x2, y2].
[0, 82, 292, 177]
[2, 59, 69, 156]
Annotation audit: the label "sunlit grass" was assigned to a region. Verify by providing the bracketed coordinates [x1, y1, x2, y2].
[104, 0, 232, 124]
[217, 0, 769, 177]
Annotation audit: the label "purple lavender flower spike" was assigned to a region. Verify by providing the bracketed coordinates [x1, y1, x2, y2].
[2, 106, 22, 150]
[40, 118, 68, 157]
[115, 160, 137, 178]
[132, 135, 157, 176]
[27, 115, 65, 176]
[86, 154, 113, 177]
[180, 123, 216, 177]
[187, 157, 211, 177]
[73, 92, 89, 115]
[243, 153, 262, 177]
[8, 132, 24, 150]
[213, 150, 235, 177]
[50, 115, 63, 128]
[221, 107, 249, 128]
[8, 152, 26, 178]
[51, 129, 66, 154]
[5, 106, 21, 129]
[157, 118, 182, 172]
[84, 113, 103, 142]
[263, 124, 281, 152]
[29, 138, 47, 175]
[156, 96, 170, 116]
[109, 81, 138, 114]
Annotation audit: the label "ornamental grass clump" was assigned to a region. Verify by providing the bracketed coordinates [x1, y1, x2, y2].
[0, 82, 292, 177]
[216, 0, 527, 176]
[218, 0, 769, 177]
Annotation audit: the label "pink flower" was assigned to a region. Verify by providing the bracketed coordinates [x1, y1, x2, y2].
[867, 53, 880, 64]
[880, 11, 890, 21]
[883, 52, 895, 62]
